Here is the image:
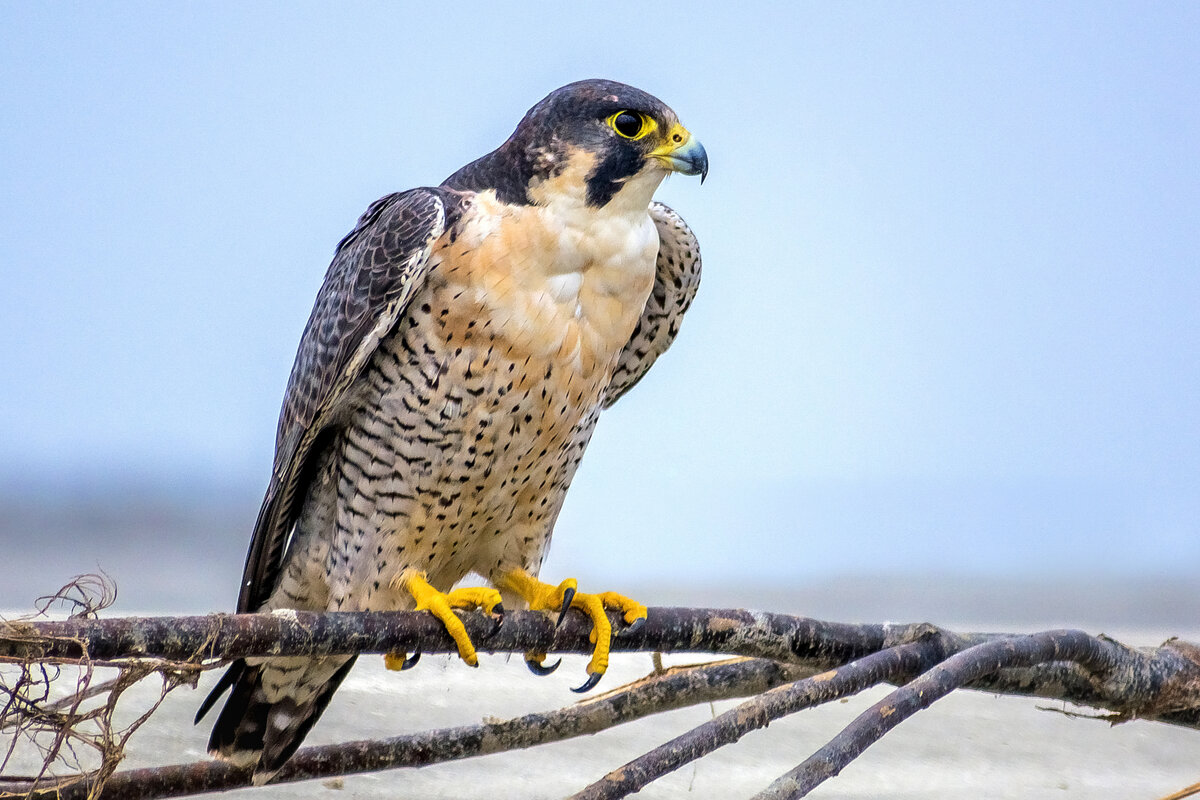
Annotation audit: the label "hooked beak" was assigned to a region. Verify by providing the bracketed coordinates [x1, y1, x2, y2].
[650, 125, 709, 184]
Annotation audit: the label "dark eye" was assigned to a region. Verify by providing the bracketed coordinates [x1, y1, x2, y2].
[611, 111, 645, 139]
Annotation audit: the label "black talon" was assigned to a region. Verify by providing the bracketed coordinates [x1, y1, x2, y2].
[485, 604, 505, 637]
[401, 652, 421, 671]
[525, 655, 561, 676]
[572, 671, 603, 693]
[619, 616, 647, 637]
[555, 586, 576, 627]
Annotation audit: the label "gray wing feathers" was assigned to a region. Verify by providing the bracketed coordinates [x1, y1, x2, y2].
[602, 201, 702, 408]
[238, 188, 453, 612]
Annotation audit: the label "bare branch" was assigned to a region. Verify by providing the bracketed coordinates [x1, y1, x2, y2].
[567, 637, 949, 800]
[1, 657, 809, 799]
[0, 607, 890, 667]
[1159, 779, 1200, 800]
[754, 630, 1133, 799]
[5, 610, 1198, 728]
[4, 608, 1200, 800]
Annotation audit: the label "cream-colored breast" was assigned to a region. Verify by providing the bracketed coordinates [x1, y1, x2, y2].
[435, 190, 660, 380]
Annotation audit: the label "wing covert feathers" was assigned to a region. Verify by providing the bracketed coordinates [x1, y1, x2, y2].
[237, 188, 458, 613]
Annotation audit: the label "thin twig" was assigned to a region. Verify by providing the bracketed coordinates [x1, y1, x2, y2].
[0, 677, 123, 731]
[1159, 779, 1200, 800]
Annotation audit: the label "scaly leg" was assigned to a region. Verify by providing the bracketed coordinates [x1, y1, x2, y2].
[498, 568, 647, 692]
[384, 570, 503, 670]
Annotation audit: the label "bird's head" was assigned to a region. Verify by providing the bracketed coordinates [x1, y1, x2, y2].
[444, 79, 707, 211]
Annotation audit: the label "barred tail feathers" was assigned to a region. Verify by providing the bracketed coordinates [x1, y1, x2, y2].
[197, 655, 357, 782]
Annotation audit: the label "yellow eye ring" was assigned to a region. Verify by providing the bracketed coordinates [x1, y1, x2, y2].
[607, 110, 657, 140]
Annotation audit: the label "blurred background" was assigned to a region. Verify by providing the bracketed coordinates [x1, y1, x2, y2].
[2, 2, 1197, 628]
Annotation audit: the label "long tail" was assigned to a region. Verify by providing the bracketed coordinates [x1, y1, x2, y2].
[196, 655, 357, 783]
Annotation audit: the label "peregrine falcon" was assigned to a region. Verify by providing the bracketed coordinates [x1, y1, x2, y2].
[195, 79, 706, 781]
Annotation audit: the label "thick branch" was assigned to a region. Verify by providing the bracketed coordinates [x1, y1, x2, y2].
[5, 610, 1200, 800]
[0, 608, 886, 667]
[4, 609, 1198, 729]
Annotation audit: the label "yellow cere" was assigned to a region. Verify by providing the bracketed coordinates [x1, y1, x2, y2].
[648, 123, 694, 157]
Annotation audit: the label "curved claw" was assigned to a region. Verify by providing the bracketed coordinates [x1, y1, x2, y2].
[619, 616, 647, 637]
[486, 605, 505, 637]
[525, 655, 562, 676]
[555, 586, 577, 627]
[571, 671, 603, 694]
[401, 652, 421, 671]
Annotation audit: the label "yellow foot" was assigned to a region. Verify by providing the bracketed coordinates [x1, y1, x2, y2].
[499, 569, 647, 692]
[386, 570, 503, 669]
[383, 651, 421, 671]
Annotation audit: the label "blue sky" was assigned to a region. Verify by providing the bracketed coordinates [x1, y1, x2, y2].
[1, 2, 1197, 586]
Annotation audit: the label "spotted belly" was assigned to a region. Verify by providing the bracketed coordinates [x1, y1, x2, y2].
[323, 282, 611, 611]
